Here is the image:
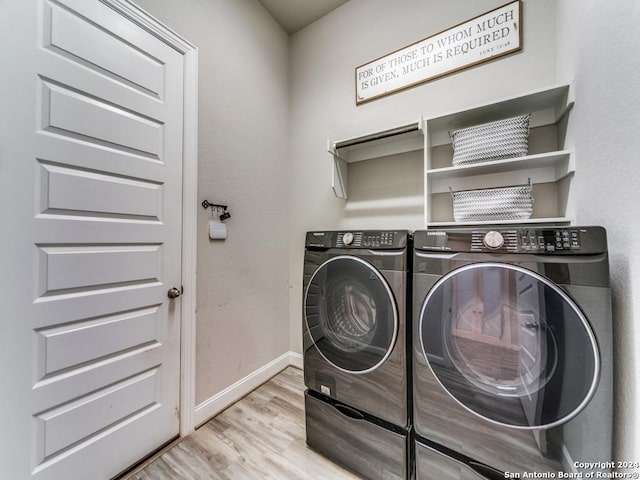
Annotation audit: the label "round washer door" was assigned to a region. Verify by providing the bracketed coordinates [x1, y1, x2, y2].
[419, 262, 600, 429]
[304, 255, 398, 374]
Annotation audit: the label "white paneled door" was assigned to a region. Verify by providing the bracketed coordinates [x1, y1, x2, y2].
[1, 1, 188, 478]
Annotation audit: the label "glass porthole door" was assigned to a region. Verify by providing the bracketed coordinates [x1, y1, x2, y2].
[420, 263, 600, 429]
[304, 256, 398, 374]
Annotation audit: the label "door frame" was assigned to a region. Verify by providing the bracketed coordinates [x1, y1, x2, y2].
[100, 0, 199, 436]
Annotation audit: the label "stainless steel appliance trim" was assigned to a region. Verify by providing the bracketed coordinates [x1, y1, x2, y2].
[368, 250, 407, 257]
[415, 251, 609, 265]
[304, 255, 400, 375]
[418, 261, 601, 430]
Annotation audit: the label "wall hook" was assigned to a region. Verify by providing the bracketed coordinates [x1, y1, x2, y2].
[202, 199, 227, 210]
[201, 200, 231, 221]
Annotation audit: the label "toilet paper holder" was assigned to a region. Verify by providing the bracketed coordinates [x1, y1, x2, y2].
[201, 200, 231, 221]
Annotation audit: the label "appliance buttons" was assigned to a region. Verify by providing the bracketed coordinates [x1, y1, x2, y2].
[342, 232, 354, 246]
[570, 230, 580, 249]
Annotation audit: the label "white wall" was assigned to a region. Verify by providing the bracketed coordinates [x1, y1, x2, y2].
[556, 0, 640, 464]
[133, 0, 291, 406]
[288, 0, 558, 352]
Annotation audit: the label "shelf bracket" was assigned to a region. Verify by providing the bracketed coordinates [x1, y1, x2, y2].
[328, 139, 348, 199]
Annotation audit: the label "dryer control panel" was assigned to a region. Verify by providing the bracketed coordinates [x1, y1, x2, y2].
[306, 230, 408, 249]
[414, 226, 607, 255]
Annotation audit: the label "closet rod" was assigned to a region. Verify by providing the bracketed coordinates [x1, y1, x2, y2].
[334, 123, 419, 150]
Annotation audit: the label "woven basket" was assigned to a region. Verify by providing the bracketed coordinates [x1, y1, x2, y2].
[450, 180, 534, 222]
[450, 114, 531, 166]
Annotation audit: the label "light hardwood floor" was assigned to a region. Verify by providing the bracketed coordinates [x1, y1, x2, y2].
[124, 367, 361, 479]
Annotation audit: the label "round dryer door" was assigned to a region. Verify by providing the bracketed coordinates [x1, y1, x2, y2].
[304, 255, 398, 373]
[419, 262, 600, 429]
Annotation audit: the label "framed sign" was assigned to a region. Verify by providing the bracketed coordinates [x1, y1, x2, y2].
[356, 1, 522, 104]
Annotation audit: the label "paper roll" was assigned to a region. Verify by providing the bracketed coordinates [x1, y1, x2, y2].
[209, 219, 227, 240]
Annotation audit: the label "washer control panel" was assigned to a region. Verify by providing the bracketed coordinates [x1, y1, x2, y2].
[305, 230, 408, 249]
[476, 228, 582, 252]
[339, 231, 399, 248]
[414, 227, 607, 255]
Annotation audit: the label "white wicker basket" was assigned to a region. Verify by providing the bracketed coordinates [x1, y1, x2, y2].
[450, 180, 534, 222]
[450, 114, 531, 166]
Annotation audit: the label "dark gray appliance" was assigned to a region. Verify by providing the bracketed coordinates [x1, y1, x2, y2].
[412, 227, 613, 479]
[303, 230, 410, 480]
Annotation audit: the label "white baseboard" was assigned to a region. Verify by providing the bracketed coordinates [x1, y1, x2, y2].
[561, 443, 577, 473]
[288, 351, 303, 369]
[194, 351, 303, 427]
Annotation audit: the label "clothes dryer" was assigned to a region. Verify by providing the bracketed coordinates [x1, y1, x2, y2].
[303, 230, 410, 480]
[412, 227, 613, 479]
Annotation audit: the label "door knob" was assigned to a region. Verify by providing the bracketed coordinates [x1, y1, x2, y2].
[167, 287, 181, 299]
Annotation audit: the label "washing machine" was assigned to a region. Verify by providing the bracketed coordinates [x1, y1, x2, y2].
[303, 230, 411, 480]
[412, 226, 613, 479]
